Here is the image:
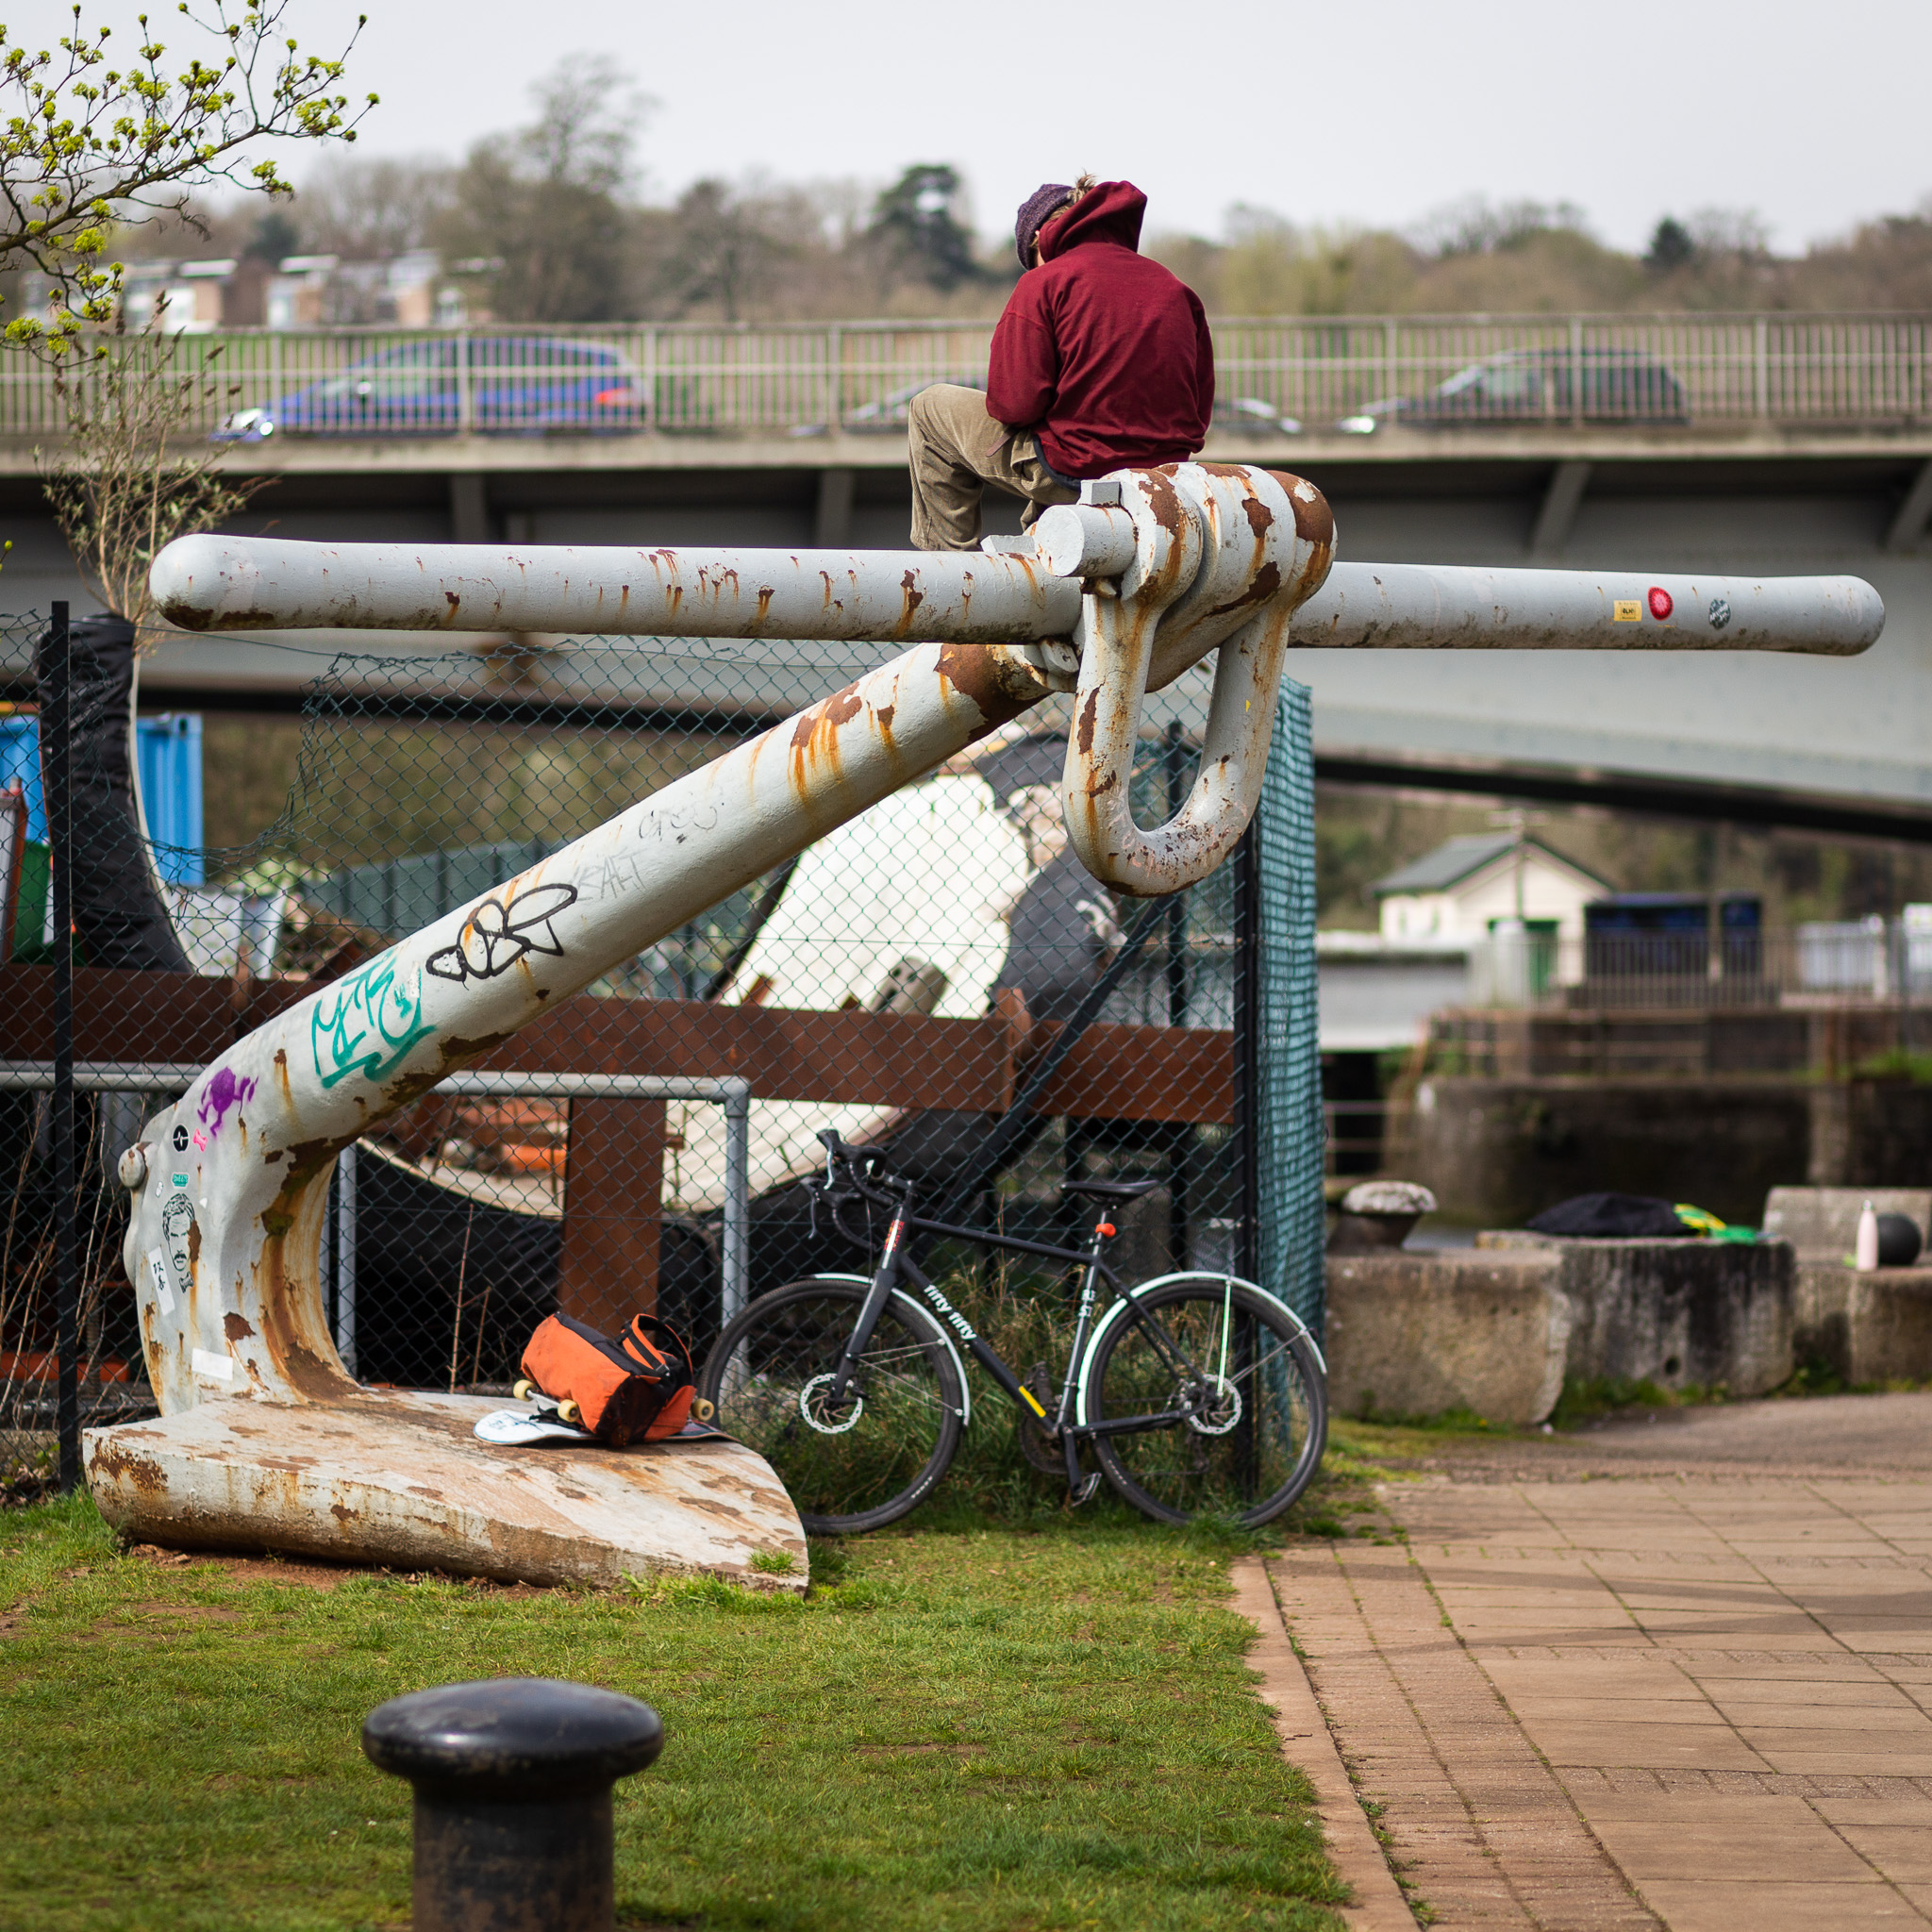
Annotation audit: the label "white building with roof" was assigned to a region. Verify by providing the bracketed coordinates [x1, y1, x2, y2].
[1373, 832, 1611, 945]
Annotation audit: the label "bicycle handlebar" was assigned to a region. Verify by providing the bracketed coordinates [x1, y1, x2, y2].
[808, 1128, 907, 1249]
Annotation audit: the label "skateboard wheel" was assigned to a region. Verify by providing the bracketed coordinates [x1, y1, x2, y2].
[557, 1400, 581, 1424]
[692, 1398, 715, 1424]
[512, 1379, 535, 1402]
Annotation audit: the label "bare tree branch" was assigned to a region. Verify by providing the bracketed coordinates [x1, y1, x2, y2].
[37, 307, 266, 626]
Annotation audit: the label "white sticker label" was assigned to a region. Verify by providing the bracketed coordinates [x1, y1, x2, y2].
[191, 1347, 234, 1382]
[145, 1247, 176, 1316]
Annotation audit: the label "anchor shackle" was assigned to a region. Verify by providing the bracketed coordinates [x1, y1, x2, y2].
[1032, 463, 1335, 898]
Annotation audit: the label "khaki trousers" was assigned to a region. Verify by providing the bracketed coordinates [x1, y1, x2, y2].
[908, 383, 1080, 552]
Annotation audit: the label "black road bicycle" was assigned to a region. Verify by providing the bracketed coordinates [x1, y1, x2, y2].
[698, 1131, 1327, 1535]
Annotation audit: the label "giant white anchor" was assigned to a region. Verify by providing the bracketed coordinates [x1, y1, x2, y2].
[90, 461, 1881, 1587]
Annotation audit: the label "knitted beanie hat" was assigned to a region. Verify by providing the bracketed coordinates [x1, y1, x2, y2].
[1014, 182, 1074, 268]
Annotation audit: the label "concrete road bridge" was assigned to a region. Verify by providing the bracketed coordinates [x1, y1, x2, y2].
[3, 312, 1929, 835]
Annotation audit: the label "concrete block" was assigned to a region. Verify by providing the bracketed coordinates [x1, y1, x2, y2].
[1325, 1250, 1571, 1426]
[1327, 1237, 1794, 1424]
[1543, 1238, 1794, 1397]
[1795, 1262, 1932, 1383]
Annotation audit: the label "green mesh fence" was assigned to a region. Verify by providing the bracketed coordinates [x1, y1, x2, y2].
[0, 608, 1324, 1451]
[1257, 677, 1324, 1337]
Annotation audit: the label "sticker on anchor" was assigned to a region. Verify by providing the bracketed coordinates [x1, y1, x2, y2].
[425, 882, 577, 986]
[148, 1189, 195, 1316]
[311, 953, 438, 1090]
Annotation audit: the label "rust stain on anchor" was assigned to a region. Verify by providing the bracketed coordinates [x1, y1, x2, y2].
[791, 686, 865, 756]
[1267, 471, 1336, 554]
[893, 570, 925, 638]
[934, 643, 1046, 734]
[89, 1437, 169, 1497]
[1075, 688, 1102, 758]
[1140, 467, 1186, 537]
[1207, 560, 1283, 620]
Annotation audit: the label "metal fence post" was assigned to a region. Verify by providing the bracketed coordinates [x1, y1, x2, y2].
[456, 333, 474, 436]
[46, 602, 79, 1490]
[1229, 816, 1264, 1499]
[720, 1077, 750, 1326]
[1164, 722, 1192, 1268]
[335, 1141, 358, 1376]
[1231, 818, 1261, 1289]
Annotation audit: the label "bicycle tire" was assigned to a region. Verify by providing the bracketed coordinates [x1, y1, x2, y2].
[699, 1276, 965, 1536]
[1077, 1274, 1326, 1527]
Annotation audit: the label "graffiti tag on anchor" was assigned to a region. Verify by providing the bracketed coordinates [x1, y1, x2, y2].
[425, 882, 577, 985]
[195, 1065, 258, 1141]
[311, 953, 437, 1090]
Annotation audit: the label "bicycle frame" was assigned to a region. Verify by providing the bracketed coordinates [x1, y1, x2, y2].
[822, 1175, 1250, 1494]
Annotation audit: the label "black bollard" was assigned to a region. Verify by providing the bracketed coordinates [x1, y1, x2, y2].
[361, 1677, 663, 1932]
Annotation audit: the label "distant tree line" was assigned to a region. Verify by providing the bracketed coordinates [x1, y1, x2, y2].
[105, 53, 1932, 322]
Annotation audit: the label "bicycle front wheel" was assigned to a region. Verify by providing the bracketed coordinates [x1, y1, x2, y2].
[1078, 1274, 1326, 1527]
[699, 1277, 964, 1536]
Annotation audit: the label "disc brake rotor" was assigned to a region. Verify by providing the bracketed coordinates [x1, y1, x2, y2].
[798, 1373, 864, 1435]
[1182, 1374, 1242, 1437]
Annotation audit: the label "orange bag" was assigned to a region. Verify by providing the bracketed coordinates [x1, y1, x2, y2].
[519, 1311, 694, 1446]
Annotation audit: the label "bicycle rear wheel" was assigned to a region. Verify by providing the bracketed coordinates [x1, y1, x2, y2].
[699, 1276, 964, 1536]
[1078, 1274, 1326, 1527]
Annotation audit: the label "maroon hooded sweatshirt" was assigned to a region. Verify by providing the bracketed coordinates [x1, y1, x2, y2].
[986, 180, 1214, 479]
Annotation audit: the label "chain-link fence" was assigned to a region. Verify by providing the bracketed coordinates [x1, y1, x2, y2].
[0, 608, 1321, 1485]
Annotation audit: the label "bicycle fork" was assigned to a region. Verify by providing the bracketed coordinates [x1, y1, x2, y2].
[825, 1204, 912, 1410]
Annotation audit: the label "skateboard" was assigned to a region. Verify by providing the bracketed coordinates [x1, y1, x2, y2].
[473, 1383, 724, 1446]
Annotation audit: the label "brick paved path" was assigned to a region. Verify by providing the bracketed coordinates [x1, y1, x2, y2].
[1257, 1398, 1932, 1929]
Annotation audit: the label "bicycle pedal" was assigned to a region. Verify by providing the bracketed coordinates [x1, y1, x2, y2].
[1066, 1474, 1103, 1508]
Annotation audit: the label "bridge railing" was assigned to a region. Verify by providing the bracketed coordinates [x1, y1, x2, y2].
[2, 312, 1926, 441]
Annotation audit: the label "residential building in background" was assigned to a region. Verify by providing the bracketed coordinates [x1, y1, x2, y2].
[1373, 832, 1613, 946]
[106, 254, 491, 333]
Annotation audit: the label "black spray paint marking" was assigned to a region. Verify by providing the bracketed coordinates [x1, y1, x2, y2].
[425, 882, 579, 985]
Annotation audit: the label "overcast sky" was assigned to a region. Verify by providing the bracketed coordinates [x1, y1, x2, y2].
[24, 0, 1932, 254]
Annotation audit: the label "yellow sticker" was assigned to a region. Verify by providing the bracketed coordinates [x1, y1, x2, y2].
[1019, 1386, 1048, 1418]
[1612, 600, 1642, 622]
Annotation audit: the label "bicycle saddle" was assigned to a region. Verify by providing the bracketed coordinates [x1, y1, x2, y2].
[1062, 1177, 1163, 1203]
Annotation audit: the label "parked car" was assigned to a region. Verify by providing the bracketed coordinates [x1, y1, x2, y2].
[825, 381, 1301, 440]
[1338, 348, 1688, 434]
[214, 335, 643, 441]
[835, 375, 985, 434]
[1213, 394, 1303, 437]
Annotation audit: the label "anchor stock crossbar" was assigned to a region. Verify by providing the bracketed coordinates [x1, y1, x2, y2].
[91, 461, 1881, 1589]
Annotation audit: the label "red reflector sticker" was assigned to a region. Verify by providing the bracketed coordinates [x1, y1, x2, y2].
[1647, 587, 1674, 621]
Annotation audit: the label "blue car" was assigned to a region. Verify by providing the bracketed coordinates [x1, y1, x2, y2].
[215, 335, 643, 441]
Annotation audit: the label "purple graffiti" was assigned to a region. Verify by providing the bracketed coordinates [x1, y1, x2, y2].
[197, 1066, 258, 1140]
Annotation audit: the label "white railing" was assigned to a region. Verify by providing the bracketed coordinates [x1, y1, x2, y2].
[1466, 916, 1932, 1011]
[2, 312, 1927, 442]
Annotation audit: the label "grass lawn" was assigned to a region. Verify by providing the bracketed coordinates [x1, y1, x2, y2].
[0, 1481, 1356, 1932]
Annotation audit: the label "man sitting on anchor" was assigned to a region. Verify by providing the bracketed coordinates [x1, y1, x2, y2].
[908, 175, 1216, 551]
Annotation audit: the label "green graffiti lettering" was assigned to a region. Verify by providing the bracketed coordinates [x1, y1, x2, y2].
[310, 954, 437, 1091]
